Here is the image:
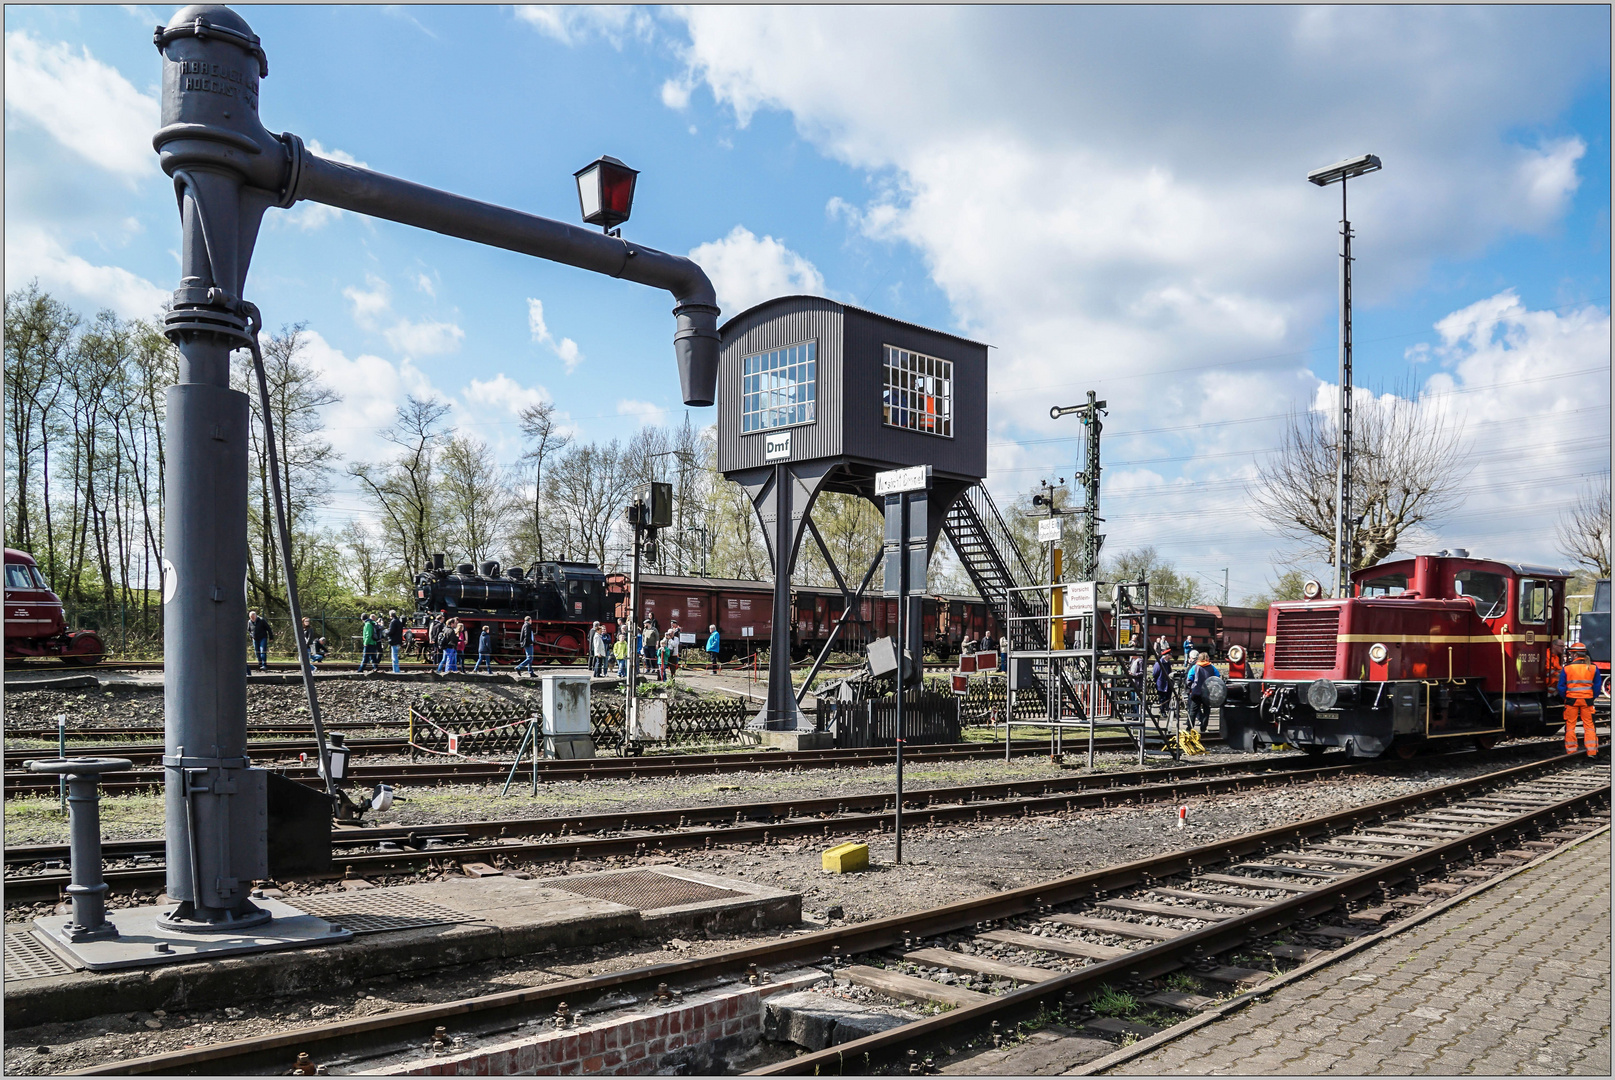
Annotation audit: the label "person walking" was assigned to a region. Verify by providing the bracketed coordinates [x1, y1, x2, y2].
[999, 633, 1009, 672]
[515, 616, 536, 676]
[456, 620, 468, 671]
[1182, 633, 1194, 661]
[1152, 650, 1175, 717]
[613, 632, 629, 678]
[437, 619, 459, 674]
[1187, 651, 1221, 734]
[387, 609, 404, 673]
[472, 623, 494, 673]
[1128, 651, 1145, 705]
[641, 623, 657, 679]
[358, 613, 380, 673]
[706, 624, 721, 674]
[1558, 641, 1605, 757]
[248, 609, 273, 672]
[299, 616, 321, 671]
[591, 622, 608, 677]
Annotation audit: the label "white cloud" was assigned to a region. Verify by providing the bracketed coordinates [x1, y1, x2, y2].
[3, 30, 158, 184]
[3, 227, 167, 320]
[617, 399, 667, 429]
[515, 5, 652, 48]
[660, 78, 692, 110]
[687, 225, 826, 315]
[526, 297, 584, 373]
[384, 318, 465, 357]
[463, 373, 551, 416]
[295, 329, 438, 466]
[343, 274, 392, 330]
[1310, 292, 1611, 564]
[414, 273, 437, 298]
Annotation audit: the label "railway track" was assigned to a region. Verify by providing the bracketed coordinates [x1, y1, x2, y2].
[1, 737, 1150, 797]
[0, 740, 1561, 906]
[66, 749, 1609, 1076]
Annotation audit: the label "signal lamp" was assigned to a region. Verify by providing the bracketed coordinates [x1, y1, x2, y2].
[575, 155, 639, 232]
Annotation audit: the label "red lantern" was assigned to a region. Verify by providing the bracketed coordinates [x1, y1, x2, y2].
[574, 155, 639, 232]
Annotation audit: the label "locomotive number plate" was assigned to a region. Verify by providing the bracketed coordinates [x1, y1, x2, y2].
[1315, 711, 1340, 720]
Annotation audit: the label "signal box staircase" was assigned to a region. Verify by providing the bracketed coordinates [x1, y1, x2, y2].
[942, 484, 1174, 754]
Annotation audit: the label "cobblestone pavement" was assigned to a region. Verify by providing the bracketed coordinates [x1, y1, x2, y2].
[1112, 832, 1612, 1075]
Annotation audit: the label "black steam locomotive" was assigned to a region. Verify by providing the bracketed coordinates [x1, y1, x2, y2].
[404, 555, 611, 665]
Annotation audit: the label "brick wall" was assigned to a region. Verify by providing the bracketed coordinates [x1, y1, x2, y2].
[373, 970, 822, 1076]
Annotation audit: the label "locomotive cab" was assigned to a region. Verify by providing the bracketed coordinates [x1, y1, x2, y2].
[1222, 552, 1569, 758]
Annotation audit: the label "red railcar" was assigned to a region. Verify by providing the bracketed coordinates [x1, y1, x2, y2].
[3, 549, 105, 665]
[1222, 552, 1572, 758]
[607, 573, 1001, 661]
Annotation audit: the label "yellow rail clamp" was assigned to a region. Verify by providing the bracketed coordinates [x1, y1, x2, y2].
[822, 842, 869, 874]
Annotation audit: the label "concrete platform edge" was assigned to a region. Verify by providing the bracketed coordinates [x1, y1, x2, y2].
[1068, 822, 1613, 1076]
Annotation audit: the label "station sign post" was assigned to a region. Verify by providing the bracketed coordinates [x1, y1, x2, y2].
[878, 465, 931, 865]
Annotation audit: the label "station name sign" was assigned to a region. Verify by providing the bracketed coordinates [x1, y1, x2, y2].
[875, 465, 932, 496]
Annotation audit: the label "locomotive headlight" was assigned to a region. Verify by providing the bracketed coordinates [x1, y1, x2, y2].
[1227, 645, 1245, 663]
[1368, 642, 1389, 664]
[1302, 579, 1323, 600]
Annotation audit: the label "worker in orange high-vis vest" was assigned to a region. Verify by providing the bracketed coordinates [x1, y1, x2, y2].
[1557, 641, 1605, 757]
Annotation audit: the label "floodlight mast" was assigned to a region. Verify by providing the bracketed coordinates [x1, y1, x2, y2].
[150, 3, 719, 931]
[1307, 153, 1381, 598]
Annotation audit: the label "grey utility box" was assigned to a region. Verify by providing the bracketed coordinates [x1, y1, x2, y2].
[541, 670, 594, 759]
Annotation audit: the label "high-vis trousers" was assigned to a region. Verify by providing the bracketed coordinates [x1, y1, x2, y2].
[1565, 700, 1600, 756]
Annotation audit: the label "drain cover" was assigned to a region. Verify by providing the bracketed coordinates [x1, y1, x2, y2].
[4, 930, 76, 982]
[554, 870, 747, 910]
[291, 893, 470, 934]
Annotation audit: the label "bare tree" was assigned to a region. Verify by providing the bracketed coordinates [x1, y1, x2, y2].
[516, 400, 568, 562]
[438, 433, 517, 566]
[1250, 389, 1468, 574]
[1103, 545, 1206, 607]
[235, 322, 340, 614]
[1558, 476, 1612, 577]
[349, 396, 452, 587]
[339, 519, 386, 597]
[4, 283, 76, 560]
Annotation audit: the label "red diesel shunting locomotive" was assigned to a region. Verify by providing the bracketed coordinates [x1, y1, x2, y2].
[1223, 550, 1572, 758]
[3, 548, 106, 665]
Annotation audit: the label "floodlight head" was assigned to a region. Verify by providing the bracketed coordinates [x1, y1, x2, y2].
[1307, 154, 1382, 186]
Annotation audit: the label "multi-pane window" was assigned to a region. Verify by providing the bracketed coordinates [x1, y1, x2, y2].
[883, 345, 952, 436]
[741, 342, 817, 433]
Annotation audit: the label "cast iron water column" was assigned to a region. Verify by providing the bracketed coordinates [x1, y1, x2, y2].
[150, 3, 720, 930]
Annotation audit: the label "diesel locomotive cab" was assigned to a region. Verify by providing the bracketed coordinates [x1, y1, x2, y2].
[1222, 552, 1569, 758]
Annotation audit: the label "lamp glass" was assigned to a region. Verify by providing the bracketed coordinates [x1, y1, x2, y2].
[576, 164, 602, 220]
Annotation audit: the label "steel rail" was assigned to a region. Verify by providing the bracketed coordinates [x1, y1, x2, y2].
[67, 751, 1604, 1077]
[755, 764, 1612, 1074]
[5, 745, 1351, 899]
[1, 738, 1144, 797]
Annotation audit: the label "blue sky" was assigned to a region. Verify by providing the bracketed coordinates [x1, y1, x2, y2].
[6, 5, 1610, 600]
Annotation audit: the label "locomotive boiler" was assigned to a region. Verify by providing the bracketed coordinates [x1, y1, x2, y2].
[1222, 551, 1571, 758]
[405, 555, 611, 664]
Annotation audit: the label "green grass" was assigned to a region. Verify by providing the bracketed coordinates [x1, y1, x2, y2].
[1161, 972, 1199, 992]
[1090, 985, 1140, 1017]
[7, 792, 166, 845]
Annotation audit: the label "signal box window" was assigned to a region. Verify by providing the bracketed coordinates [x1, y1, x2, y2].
[1359, 573, 1408, 597]
[884, 345, 953, 436]
[1519, 579, 1550, 624]
[741, 342, 817, 433]
[1454, 569, 1508, 619]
